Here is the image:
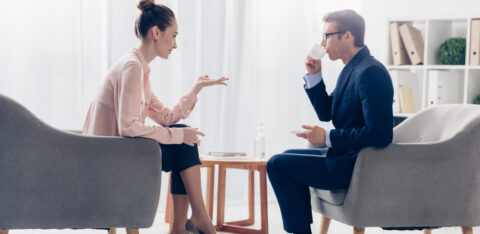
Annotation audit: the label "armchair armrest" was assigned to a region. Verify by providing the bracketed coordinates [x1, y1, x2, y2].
[0, 130, 162, 229]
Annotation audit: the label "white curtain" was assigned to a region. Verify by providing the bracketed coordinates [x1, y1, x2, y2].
[0, 0, 108, 130]
[0, 0, 362, 206]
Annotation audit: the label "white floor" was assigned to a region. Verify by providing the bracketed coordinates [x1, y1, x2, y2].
[6, 202, 478, 234]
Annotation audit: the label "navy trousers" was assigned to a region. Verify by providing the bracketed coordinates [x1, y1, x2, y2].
[266, 148, 350, 233]
[160, 124, 201, 194]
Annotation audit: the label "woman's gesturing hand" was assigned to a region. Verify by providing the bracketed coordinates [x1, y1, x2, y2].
[192, 75, 229, 94]
[182, 128, 205, 146]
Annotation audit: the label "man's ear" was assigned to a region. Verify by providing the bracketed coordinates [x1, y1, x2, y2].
[345, 31, 352, 40]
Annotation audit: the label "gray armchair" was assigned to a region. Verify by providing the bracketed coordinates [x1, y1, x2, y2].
[310, 104, 480, 233]
[0, 94, 162, 230]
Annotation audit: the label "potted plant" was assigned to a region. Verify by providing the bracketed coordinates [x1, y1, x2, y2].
[438, 38, 466, 65]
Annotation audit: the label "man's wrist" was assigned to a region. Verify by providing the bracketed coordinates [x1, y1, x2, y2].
[303, 72, 323, 89]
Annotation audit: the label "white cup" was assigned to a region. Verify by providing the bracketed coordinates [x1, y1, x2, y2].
[309, 44, 326, 60]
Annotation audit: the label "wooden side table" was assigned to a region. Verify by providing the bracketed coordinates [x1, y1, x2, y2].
[165, 156, 269, 234]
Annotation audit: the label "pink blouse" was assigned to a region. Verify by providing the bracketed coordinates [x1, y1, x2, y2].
[82, 48, 197, 144]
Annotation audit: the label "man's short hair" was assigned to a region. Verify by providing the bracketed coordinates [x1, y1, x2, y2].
[323, 9, 365, 47]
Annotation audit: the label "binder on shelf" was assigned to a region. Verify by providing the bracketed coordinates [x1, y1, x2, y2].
[389, 22, 410, 65]
[427, 70, 463, 107]
[399, 24, 424, 65]
[470, 19, 480, 66]
[398, 86, 416, 113]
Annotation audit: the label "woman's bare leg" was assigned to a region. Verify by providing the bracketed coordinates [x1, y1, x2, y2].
[181, 165, 216, 234]
[171, 194, 189, 234]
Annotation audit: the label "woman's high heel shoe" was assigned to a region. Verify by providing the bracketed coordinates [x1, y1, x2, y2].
[185, 219, 205, 234]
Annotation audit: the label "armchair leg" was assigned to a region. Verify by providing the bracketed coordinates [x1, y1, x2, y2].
[353, 227, 365, 234]
[424, 229, 432, 234]
[0, 230, 8, 234]
[319, 216, 331, 234]
[126, 228, 139, 234]
[462, 227, 473, 234]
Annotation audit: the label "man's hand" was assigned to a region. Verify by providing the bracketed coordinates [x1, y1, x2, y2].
[305, 56, 322, 75]
[296, 125, 326, 145]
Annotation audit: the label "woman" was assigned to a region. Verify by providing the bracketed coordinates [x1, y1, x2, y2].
[83, 0, 226, 233]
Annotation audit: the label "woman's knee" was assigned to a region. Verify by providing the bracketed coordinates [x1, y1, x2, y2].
[179, 142, 199, 152]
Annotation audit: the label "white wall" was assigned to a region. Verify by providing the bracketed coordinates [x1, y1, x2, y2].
[362, 0, 480, 64]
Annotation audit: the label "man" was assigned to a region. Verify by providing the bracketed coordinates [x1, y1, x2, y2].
[266, 10, 394, 234]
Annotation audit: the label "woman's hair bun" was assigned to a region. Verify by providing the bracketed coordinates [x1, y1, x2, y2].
[135, 0, 175, 39]
[137, 0, 156, 11]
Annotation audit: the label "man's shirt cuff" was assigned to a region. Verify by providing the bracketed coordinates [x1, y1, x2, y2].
[303, 72, 323, 89]
[325, 129, 332, 147]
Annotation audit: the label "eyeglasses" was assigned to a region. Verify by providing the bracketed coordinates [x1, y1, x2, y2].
[322, 31, 346, 41]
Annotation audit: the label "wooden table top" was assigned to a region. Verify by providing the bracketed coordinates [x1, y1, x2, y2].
[200, 155, 268, 166]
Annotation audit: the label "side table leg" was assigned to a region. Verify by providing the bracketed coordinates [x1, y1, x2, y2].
[206, 165, 215, 219]
[248, 169, 255, 224]
[259, 166, 269, 234]
[216, 166, 227, 230]
[165, 172, 173, 232]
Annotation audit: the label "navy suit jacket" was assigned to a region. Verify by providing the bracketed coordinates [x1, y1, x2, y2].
[305, 46, 394, 186]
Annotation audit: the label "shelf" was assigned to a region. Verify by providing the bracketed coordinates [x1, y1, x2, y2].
[426, 65, 467, 70]
[426, 19, 468, 65]
[390, 70, 423, 113]
[387, 20, 426, 66]
[386, 17, 479, 113]
[467, 70, 480, 104]
[387, 65, 469, 70]
[386, 65, 425, 70]
[426, 70, 464, 107]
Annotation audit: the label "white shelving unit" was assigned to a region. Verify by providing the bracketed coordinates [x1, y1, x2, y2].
[386, 18, 480, 115]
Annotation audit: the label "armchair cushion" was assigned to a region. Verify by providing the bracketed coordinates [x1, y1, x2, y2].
[311, 189, 346, 206]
